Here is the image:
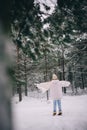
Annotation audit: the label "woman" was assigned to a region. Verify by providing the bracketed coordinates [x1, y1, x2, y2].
[36, 74, 71, 116]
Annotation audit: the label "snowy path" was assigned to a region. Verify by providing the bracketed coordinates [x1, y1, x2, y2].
[13, 95, 87, 130]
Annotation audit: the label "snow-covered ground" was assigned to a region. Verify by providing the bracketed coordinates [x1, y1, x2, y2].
[12, 95, 87, 130]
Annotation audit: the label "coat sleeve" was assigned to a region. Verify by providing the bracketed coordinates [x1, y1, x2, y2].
[59, 81, 71, 87]
[36, 81, 51, 93]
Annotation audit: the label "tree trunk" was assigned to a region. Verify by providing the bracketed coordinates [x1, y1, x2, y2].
[19, 85, 22, 101]
[16, 45, 22, 101]
[0, 74, 12, 130]
[73, 64, 77, 94]
[44, 50, 49, 100]
[12, 86, 15, 96]
[24, 55, 28, 96]
[61, 45, 66, 93]
[80, 68, 84, 89]
[0, 39, 12, 130]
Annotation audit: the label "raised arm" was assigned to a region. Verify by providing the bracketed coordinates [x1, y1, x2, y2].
[36, 81, 51, 93]
[59, 81, 71, 87]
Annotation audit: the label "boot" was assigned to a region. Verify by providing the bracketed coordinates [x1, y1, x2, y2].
[53, 112, 56, 116]
[58, 111, 62, 116]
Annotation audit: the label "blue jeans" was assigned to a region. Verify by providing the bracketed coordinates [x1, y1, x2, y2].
[53, 100, 62, 112]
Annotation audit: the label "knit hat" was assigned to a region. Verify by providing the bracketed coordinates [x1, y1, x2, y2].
[52, 74, 58, 80]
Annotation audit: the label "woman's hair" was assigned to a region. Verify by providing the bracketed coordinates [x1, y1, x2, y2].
[52, 74, 58, 80]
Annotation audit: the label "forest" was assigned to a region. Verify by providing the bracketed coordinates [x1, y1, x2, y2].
[0, 0, 87, 130]
[0, 0, 87, 102]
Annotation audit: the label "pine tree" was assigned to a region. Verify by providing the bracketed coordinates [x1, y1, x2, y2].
[45, 4, 76, 93]
[10, 3, 44, 100]
[67, 38, 87, 91]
